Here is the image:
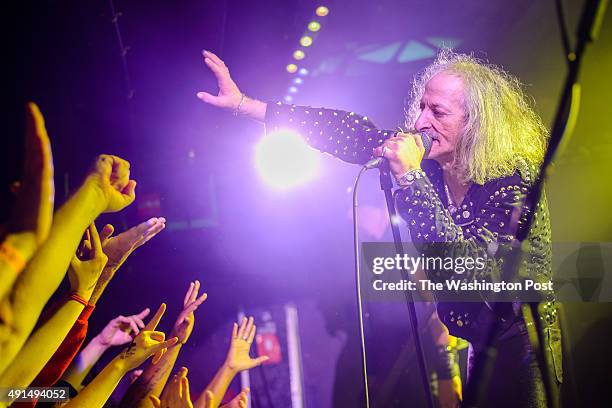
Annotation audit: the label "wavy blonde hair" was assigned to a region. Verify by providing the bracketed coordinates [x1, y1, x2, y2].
[405, 50, 548, 185]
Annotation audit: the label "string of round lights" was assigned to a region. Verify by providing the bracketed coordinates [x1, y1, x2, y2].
[283, 5, 329, 103]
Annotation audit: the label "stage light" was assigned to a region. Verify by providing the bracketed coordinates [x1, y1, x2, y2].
[286, 63, 298, 73]
[293, 50, 305, 60]
[315, 6, 329, 17]
[308, 21, 321, 32]
[284, 95, 293, 103]
[293, 77, 303, 85]
[255, 129, 320, 190]
[298, 67, 309, 76]
[300, 36, 313, 47]
[288, 86, 298, 93]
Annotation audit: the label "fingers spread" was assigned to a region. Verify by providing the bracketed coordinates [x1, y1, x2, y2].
[124, 318, 140, 335]
[184, 282, 195, 306]
[152, 348, 166, 365]
[181, 376, 191, 403]
[194, 292, 208, 308]
[246, 324, 256, 344]
[132, 315, 146, 329]
[148, 395, 161, 408]
[136, 308, 151, 320]
[244, 317, 254, 338]
[149, 331, 166, 342]
[196, 91, 218, 104]
[89, 222, 103, 256]
[191, 280, 200, 303]
[203, 390, 214, 405]
[145, 303, 167, 331]
[202, 50, 226, 67]
[237, 317, 248, 338]
[159, 337, 179, 350]
[100, 224, 115, 244]
[142, 221, 165, 243]
[254, 355, 270, 366]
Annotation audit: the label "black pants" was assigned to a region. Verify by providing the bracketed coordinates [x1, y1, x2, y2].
[466, 318, 562, 408]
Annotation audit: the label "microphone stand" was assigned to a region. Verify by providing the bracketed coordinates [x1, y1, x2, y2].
[463, 1, 608, 407]
[378, 159, 435, 408]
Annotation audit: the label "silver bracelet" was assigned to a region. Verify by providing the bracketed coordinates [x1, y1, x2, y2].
[233, 93, 246, 116]
[396, 169, 425, 187]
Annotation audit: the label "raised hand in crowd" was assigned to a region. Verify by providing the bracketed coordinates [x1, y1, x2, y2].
[68, 223, 109, 300]
[0, 102, 54, 301]
[62, 308, 152, 391]
[225, 317, 269, 373]
[98, 309, 152, 346]
[0, 154, 136, 375]
[100, 217, 165, 271]
[171, 281, 208, 345]
[149, 367, 195, 408]
[63, 303, 178, 408]
[84, 154, 136, 214]
[197, 317, 268, 408]
[89, 217, 166, 305]
[0, 223, 107, 396]
[26, 217, 167, 397]
[220, 388, 249, 408]
[120, 281, 207, 408]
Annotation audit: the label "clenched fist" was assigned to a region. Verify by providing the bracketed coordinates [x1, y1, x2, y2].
[85, 155, 136, 213]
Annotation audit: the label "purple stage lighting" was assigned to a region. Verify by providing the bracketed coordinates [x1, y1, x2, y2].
[254, 130, 320, 190]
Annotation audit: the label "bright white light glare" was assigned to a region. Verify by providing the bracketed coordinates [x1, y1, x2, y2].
[284, 95, 293, 103]
[255, 130, 320, 190]
[299, 68, 309, 76]
[288, 86, 298, 93]
[293, 77, 303, 84]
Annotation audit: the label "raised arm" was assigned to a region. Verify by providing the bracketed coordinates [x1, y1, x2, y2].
[149, 367, 197, 408]
[63, 304, 178, 408]
[0, 102, 54, 300]
[197, 50, 396, 165]
[196, 317, 268, 408]
[27, 219, 166, 392]
[0, 154, 136, 374]
[90, 217, 166, 305]
[120, 281, 207, 408]
[0, 223, 107, 392]
[62, 308, 151, 390]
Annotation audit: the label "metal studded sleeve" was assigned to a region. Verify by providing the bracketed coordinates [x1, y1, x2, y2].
[395, 168, 556, 341]
[395, 168, 553, 294]
[264, 101, 397, 165]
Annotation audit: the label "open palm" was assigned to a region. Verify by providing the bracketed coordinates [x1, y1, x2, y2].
[100, 217, 166, 269]
[225, 317, 269, 372]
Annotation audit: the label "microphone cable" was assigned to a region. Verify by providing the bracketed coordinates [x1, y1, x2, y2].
[351, 165, 371, 408]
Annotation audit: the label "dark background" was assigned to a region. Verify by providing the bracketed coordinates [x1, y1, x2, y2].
[4, 1, 612, 406]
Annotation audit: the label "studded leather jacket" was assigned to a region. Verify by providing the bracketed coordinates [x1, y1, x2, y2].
[265, 102, 563, 382]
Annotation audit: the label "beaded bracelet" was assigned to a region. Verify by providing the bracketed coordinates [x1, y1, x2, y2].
[232, 93, 247, 116]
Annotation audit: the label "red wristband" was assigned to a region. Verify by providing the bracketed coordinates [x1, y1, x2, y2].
[68, 293, 89, 307]
[0, 241, 26, 274]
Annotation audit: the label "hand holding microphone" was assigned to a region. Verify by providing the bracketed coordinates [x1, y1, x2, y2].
[368, 131, 432, 177]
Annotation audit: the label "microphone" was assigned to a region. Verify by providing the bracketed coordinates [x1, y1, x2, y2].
[364, 132, 433, 169]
